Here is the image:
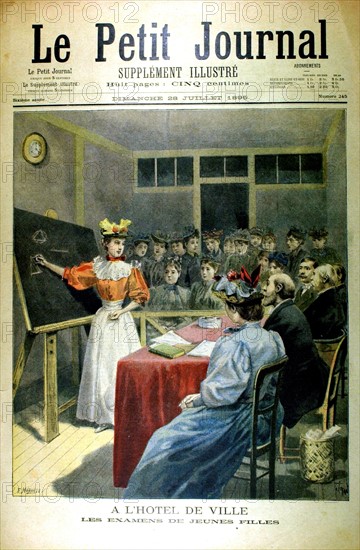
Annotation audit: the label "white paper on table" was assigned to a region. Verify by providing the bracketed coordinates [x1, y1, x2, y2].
[186, 340, 216, 357]
[150, 330, 192, 347]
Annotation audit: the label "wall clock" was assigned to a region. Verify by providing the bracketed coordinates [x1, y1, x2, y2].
[22, 133, 47, 164]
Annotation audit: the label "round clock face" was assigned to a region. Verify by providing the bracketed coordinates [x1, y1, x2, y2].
[29, 140, 42, 157]
[22, 133, 47, 164]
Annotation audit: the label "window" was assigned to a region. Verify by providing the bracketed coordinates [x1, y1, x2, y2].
[278, 154, 300, 184]
[200, 156, 223, 177]
[157, 158, 175, 187]
[138, 158, 155, 188]
[255, 153, 323, 184]
[255, 155, 277, 184]
[226, 156, 248, 177]
[137, 157, 193, 187]
[301, 154, 323, 184]
[177, 157, 193, 186]
[200, 156, 248, 178]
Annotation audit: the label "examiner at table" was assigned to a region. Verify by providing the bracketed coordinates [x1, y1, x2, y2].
[123, 267, 286, 499]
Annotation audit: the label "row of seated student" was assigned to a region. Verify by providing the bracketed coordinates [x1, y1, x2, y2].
[127, 224, 343, 289]
[143, 256, 225, 339]
[138, 250, 346, 343]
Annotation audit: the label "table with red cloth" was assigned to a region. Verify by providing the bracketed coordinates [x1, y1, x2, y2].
[113, 317, 234, 488]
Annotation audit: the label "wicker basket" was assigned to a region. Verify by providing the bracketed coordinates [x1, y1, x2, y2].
[299, 436, 335, 483]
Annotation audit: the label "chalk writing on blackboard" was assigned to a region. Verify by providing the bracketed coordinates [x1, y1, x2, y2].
[30, 255, 42, 276]
[32, 229, 47, 244]
[15, 208, 102, 329]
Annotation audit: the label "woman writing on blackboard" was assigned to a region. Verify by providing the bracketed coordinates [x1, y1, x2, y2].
[35, 217, 150, 433]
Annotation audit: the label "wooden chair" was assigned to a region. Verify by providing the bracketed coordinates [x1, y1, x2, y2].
[279, 331, 347, 463]
[314, 331, 347, 431]
[233, 355, 288, 499]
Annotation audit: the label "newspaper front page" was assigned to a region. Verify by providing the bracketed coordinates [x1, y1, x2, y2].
[1, 1, 359, 549]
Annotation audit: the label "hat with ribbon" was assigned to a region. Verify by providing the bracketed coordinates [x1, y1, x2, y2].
[183, 224, 200, 240]
[249, 227, 264, 237]
[99, 218, 131, 238]
[232, 229, 250, 243]
[268, 251, 289, 267]
[202, 229, 224, 241]
[212, 265, 263, 305]
[308, 227, 329, 239]
[169, 230, 185, 243]
[287, 226, 306, 241]
[133, 233, 150, 245]
[151, 230, 170, 244]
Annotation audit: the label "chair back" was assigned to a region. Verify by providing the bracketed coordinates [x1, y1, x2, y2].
[234, 355, 287, 499]
[250, 356, 288, 457]
[314, 330, 346, 367]
[314, 331, 347, 421]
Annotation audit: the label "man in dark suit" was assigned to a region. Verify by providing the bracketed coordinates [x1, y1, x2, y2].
[286, 227, 308, 280]
[294, 256, 318, 312]
[308, 227, 342, 266]
[263, 273, 328, 428]
[304, 264, 346, 339]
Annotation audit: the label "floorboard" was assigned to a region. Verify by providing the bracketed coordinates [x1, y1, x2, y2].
[12, 384, 348, 501]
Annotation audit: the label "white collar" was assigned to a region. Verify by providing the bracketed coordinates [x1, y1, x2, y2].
[301, 283, 314, 291]
[93, 256, 132, 281]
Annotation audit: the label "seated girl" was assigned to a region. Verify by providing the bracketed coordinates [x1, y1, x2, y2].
[146, 258, 190, 335]
[188, 256, 224, 311]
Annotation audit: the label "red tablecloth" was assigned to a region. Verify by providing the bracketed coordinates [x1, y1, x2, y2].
[113, 318, 233, 487]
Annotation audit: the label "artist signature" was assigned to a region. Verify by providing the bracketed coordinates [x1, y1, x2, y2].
[14, 484, 41, 496]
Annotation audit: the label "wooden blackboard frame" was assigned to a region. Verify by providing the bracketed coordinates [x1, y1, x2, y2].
[13, 208, 102, 331]
[13, 208, 103, 442]
[14, 255, 94, 335]
[13, 257, 94, 442]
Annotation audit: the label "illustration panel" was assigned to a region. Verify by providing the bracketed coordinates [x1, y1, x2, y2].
[12, 107, 349, 503]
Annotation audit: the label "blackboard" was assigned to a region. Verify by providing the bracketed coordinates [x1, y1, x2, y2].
[14, 208, 102, 330]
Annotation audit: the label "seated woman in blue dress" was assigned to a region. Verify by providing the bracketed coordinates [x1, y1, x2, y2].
[123, 267, 286, 499]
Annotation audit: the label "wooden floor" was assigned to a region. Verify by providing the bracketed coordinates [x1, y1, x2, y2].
[12, 389, 348, 501]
